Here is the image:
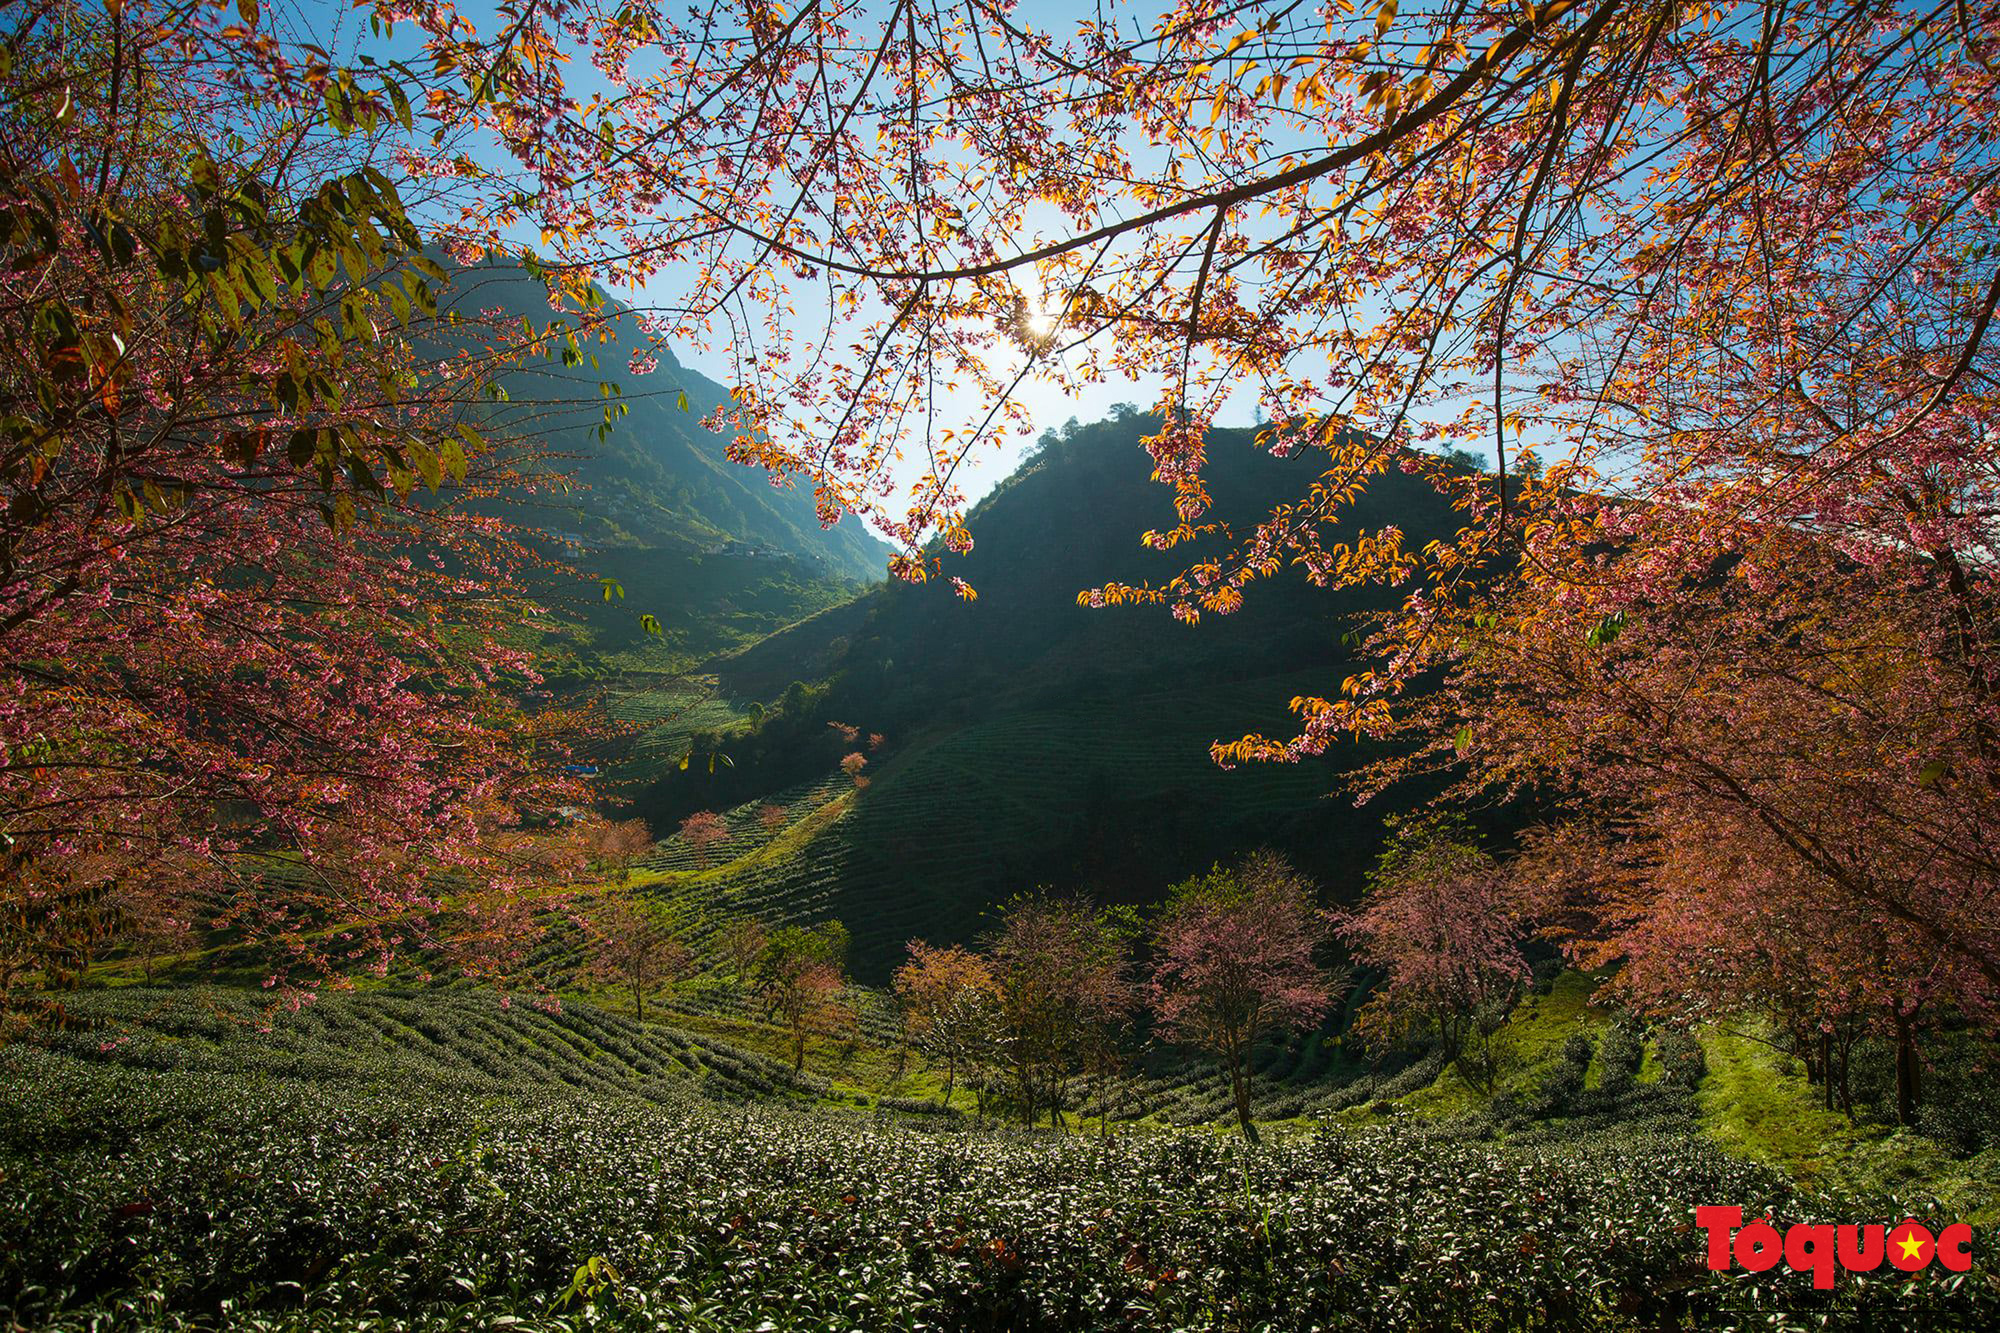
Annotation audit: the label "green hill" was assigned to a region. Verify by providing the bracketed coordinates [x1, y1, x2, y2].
[411, 261, 892, 783]
[446, 260, 888, 584]
[425, 262, 887, 690]
[630, 414, 1482, 975]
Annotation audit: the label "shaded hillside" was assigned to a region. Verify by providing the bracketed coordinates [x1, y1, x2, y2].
[446, 260, 889, 583]
[635, 414, 1487, 975]
[395, 260, 893, 793]
[425, 262, 885, 687]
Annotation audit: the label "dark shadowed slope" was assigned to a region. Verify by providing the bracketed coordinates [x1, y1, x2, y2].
[632, 414, 1483, 976]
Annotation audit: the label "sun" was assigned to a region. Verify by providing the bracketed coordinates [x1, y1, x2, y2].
[1015, 287, 1058, 344]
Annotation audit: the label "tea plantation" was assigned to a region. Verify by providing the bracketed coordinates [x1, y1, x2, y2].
[3, 991, 1995, 1331]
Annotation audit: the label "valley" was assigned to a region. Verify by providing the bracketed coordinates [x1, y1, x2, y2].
[12, 383, 1996, 1329]
[12, 8, 2000, 1323]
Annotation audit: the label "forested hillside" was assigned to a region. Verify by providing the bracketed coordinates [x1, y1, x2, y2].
[632, 413, 1488, 973]
[448, 260, 887, 582]
[439, 261, 884, 674]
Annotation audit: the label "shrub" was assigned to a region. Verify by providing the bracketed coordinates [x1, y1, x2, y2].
[1657, 1031, 1707, 1088]
[1597, 1020, 1645, 1095]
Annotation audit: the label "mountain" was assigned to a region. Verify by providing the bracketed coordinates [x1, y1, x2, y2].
[388, 259, 895, 786]
[444, 260, 890, 584]
[628, 412, 1497, 977]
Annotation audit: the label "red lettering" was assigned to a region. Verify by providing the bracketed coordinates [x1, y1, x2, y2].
[1837, 1224, 1884, 1272]
[1937, 1223, 1972, 1273]
[1696, 1205, 1742, 1271]
[1785, 1223, 1838, 1290]
[1735, 1218, 1782, 1273]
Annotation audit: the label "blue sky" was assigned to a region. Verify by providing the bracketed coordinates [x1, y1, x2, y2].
[296, 0, 1285, 516]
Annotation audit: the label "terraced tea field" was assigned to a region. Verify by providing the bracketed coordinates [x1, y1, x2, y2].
[7, 1010, 1992, 1333]
[623, 671, 1398, 976]
[56, 987, 826, 1106]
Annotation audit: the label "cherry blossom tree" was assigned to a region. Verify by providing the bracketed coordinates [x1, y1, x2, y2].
[0, 851, 123, 1025]
[0, 0, 611, 1007]
[754, 921, 853, 1073]
[984, 896, 1137, 1129]
[713, 914, 768, 989]
[584, 895, 691, 1025]
[1335, 816, 1527, 1086]
[1152, 852, 1342, 1141]
[1405, 515, 2000, 1104]
[893, 939, 1000, 1108]
[1514, 797, 1980, 1124]
[110, 877, 198, 985]
[677, 811, 729, 868]
[588, 818, 653, 884]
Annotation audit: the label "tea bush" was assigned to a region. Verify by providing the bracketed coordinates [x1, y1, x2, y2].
[2, 1043, 1992, 1332]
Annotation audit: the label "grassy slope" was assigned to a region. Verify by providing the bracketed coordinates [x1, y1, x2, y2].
[48, 986, 827, 1107]
[1697, 1028, 2000, 1226]
[1338, 971, 2000, 1227]
[1395, 971, 1614, 1119]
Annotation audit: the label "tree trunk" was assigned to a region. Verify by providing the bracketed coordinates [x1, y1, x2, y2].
[634, 985, 644, 1026]
[1231, 1062, 1261, 1145]
[1836, 1033, 1854, 1120]
[1892, 1012, 1921, 1125]
[1819, 1032, 1833, 1110]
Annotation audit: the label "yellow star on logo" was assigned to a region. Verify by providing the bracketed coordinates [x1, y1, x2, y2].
[1894, 1229, 1926, 1263]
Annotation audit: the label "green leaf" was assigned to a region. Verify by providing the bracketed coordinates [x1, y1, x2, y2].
[1917, 759, 1949, 788]
[383, 77, 412, 129]
[639, 613, 662, 636]
[599, 578, 624, 602]
[410, 440, 443, 491]
[305, 246, 335, 292]
[1584, 610, 1627, 648]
